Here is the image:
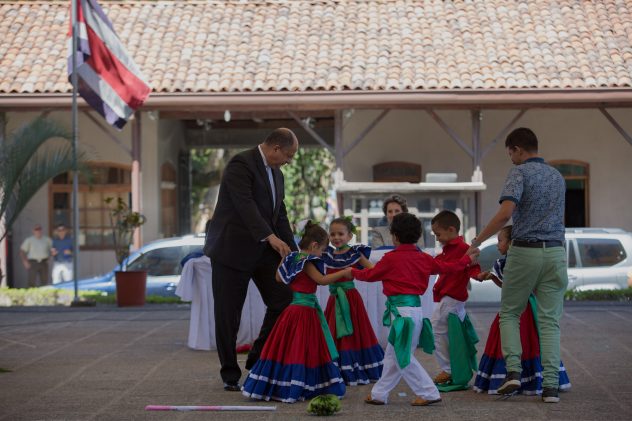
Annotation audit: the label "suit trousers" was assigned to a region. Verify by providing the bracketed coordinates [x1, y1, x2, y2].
[211, 248, 293, 384]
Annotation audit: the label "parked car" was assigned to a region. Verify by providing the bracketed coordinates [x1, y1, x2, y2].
[48, 235, 205, 297]
[469, 228, 632, 302]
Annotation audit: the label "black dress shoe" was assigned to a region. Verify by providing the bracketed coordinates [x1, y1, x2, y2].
[223, 382, 241, 392]
[245, 357, 257, 371]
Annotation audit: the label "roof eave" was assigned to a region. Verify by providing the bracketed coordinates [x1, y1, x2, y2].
[1, 89, 632, 111]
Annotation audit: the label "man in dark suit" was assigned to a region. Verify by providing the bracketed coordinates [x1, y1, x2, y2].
[204, 128, 299, 391]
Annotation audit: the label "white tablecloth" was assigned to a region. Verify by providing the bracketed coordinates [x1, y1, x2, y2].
[176, 256, 266, 351]
[177, 250, 437, 350]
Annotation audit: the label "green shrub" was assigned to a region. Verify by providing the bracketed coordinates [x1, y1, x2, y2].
[565, 287, 632, 302]
[0, 287, 187, 306]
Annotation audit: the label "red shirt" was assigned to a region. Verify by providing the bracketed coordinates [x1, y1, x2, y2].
[433, 236, 481, 302]
[351, 244, 472, 297]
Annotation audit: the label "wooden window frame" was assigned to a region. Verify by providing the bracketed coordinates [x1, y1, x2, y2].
[49, 162, 132, 250]
[550, 160, 590, 227]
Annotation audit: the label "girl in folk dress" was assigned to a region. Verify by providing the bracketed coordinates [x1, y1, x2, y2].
[473, 226, 571, 395]
[242, 221, 348, 403]
[322, 217, 384, 385]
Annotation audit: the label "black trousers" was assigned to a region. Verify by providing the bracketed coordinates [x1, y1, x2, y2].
[210, 248, 292, 384]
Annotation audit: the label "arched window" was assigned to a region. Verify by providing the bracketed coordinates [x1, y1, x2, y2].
[49, 163, 131, 249]
[161, 162, 177, 238]
[550, 160, 589, 227]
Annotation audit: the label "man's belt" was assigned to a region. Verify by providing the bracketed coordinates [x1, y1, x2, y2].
[512, 239, 563, 248]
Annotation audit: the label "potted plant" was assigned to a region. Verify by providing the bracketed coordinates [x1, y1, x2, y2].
[105, 197, 147, 307]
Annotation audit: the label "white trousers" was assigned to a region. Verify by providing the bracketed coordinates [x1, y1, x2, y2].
[52, 262, 73, 284]
[431, 296, 466, 373]
[371, 306, 440, 403]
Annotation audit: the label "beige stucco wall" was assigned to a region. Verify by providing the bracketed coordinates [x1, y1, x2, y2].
[6, 110, 176, 287]
[342, 108, 632, 232]
[5, 106, 632, 287]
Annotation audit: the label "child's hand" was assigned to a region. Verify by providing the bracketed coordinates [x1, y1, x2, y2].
[342, 267, 353, 278]
[475, 271, 491, 282]
[466, 247, 480, 265]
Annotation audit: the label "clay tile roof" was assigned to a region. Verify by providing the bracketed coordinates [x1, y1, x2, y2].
[0, 0, 631, 95]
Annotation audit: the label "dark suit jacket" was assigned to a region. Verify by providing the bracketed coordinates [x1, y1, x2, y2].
[204, 147, 297, 271]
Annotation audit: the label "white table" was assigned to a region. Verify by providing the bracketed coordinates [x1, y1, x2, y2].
[177, 250, 437, 350]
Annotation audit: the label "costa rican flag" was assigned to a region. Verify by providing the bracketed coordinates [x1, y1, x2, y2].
[68, 0, 151, 129]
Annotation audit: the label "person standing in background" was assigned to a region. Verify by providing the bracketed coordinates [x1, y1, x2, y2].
[51, 223, 73, 284]
[369, 194, 425, 249]
[20, 224, 52, 287]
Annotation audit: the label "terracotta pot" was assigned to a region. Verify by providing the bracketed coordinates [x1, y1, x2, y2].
[115, 271, 147, 307]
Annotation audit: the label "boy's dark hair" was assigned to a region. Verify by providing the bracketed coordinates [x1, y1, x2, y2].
[499, 225, 513, 240]
[330, 216, 356, 235]
[431, 210, 461, 232]
[382, 194, 408, 215]
[298, 220, 329, 249]
[390, 213, 421, 244]
[505, 127, 538, 153]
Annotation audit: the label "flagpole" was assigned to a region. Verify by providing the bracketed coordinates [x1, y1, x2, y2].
[71, 0, 80, 305]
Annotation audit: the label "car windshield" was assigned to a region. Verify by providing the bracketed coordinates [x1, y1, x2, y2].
[126, 245, 201, 276]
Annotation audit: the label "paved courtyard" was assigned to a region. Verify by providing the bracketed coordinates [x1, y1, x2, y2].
[0, 302, 631, 420]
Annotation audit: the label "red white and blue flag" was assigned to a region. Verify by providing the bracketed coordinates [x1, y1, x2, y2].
[67, 0, 151, 130]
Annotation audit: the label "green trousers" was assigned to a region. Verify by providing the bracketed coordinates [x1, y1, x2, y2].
[499, 244, 568, 389]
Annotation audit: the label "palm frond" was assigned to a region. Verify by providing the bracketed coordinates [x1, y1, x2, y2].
[0, 117, 88, 241]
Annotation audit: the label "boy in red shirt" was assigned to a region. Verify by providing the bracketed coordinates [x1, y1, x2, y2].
[342, 213, 478, 406]
[430, 210, 481, 388]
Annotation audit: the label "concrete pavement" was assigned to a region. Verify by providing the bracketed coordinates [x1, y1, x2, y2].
[0, 302, 631, 420]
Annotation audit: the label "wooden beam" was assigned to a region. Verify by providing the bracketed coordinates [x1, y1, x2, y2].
[471, 110, 481, 168]
[287, 111, 334, 153]
[599, 108, 632, 147]
[481, 109, 527, 158]
[160, 110, 334, 120]
[334, 110, 343, 168]
[343, 109, 389, 156]
[426, 109, 474, 157]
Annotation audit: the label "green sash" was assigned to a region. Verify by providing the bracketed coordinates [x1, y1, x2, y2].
[383, 294, 421, 369]
[418, 318, 436, 355]
[291, 292, 339, 360]
[328, 281, 355, 339]
[436, 313, 479, 392]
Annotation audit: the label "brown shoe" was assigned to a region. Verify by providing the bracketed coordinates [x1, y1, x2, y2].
[364, 394, 385, 405]
[433, 371, 451, 384]
[411, 397, 442, 406]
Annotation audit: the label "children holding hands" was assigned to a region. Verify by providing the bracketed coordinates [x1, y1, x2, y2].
[242, 221, 350, 403]
[340, 212, 479, 406]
